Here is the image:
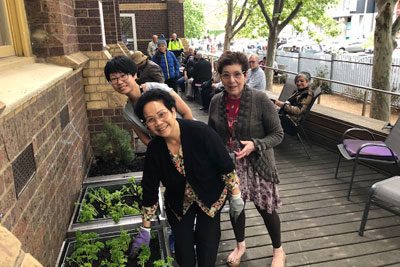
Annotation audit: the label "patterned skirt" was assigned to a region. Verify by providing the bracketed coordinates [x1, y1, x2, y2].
[227, 139, 282, 214]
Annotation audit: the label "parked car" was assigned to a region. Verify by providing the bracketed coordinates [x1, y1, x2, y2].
[276, 42, 323, 54]
[326, 39, 368, 54]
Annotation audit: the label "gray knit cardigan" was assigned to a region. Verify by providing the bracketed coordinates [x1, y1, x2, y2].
[208, 85, 284, 183]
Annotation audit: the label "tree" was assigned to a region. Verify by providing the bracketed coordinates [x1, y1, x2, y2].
[184, 0, 206, 39]
[223, 0, 256, 51]
[256, 0, 338, 91]
[369, 0, 400, 121]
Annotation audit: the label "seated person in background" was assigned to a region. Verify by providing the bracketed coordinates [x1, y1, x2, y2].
[104, 55, 193, 145]
[246, 54, 266, 91]
[177, 47, 196, 92]
[131, 51, 165, 84]
[259, 56, 267, 67]
[190, 51, 212, 111]
[274, 72, 313, 135]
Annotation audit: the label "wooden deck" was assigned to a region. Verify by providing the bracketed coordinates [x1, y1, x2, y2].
[185, 97, 400, 267]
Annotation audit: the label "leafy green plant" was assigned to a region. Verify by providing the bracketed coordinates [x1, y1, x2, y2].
[137, 244, 151, 267]
[78, 177, 142, 223]
[153, 257, 174, 267]
[67, 231, 104, 267]
[311, 67, 331, 94]
[78, 200, 98, 223]
[101, 228, 131, 267]
[92, 117, 135, 166]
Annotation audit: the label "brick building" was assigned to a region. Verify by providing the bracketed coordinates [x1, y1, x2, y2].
[0, 1, 184, 266]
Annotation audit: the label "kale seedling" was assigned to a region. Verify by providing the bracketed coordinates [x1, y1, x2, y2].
[100, 228, 131, 267]
[153, 256, 174, 267]
[66, 231, 104, 267]
[137, 244, 151, 267]
[78, 200, 98, 223]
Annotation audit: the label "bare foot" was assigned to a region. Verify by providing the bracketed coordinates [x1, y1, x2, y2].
[271, 247, 286, 267]
[227, 241, 246, 267]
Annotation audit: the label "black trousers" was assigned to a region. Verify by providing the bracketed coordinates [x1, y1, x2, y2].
[230, 202, 282, 248]
[279, 114, 298, 136]
[200, 86, 212, 109]
[165, 77, 178, 92]
[166, 204, 221, 267]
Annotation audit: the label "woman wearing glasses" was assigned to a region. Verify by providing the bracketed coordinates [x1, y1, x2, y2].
[131, 89, 244, 267]
[208, 51, 286, 267]
[104, 56, 193, 145]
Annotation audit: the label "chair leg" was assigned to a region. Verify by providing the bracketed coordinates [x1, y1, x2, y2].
[347, 159, 358, 201]
[297, 133, 311, 159]
[334, 153, 342, 179]
[299, 126, 312, 148]
[359, 196, 372, 236]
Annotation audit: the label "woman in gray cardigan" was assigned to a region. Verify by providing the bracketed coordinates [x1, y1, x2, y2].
[208, 51, 286, 267]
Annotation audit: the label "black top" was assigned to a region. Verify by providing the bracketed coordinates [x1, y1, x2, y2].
[190, 58, 212, 85]
[141, 119, 234, 217]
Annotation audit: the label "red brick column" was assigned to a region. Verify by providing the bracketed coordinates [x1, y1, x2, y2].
[75, 0, 103, 51]
[24, 0, 79, 57]
[167, 1, 185, 39]
[102, 0, 121, 45]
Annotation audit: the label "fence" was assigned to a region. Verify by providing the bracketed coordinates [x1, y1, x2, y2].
[272, 51, 400, 96]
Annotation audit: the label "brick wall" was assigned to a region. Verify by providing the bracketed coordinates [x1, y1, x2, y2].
[167, 2, 185, 38]
[102, 0, 120, 45]
[119, 0, 185, 54]
[75, 0, 104, 51]
[25, 0, 79, 57]
[0, 70, 91, 266]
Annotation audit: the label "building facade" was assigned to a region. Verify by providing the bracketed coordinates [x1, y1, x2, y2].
[0, 1, 184, 266]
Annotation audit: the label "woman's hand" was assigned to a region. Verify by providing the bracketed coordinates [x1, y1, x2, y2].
[275, 100, 284, 108]
[234, 140, 255, 160]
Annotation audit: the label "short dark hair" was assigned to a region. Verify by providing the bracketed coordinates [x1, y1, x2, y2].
[104, 56, 138, 82]
[217, 51, 249, 74]
[134, 89, 176, 121]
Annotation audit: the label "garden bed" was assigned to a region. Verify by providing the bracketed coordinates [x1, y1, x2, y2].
[88, 152, 146, 177]
[67, 179, 165, 237]
[56, 227, 171, 267]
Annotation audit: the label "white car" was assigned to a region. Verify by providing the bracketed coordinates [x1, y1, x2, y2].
[276, 42, 323, 54]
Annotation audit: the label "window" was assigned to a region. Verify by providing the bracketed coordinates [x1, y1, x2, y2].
[120, 14, 137, 51]
[0, 0, 31, 58]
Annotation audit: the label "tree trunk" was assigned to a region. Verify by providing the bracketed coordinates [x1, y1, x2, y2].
[223, 0, 233, 52]
[265, 27, 278, 91]
[370, 0, 395, 121]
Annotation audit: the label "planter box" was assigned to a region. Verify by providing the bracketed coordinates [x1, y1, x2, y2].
[56, 227, 168, 267]
[83, 171, 144, 186]
[67, 179, 166, 237]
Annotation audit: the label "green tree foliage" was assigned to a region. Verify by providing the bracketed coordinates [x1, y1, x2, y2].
[184, 0, 206, 38]
[250, 0, 338, 91]
[92, 117, 135, 166]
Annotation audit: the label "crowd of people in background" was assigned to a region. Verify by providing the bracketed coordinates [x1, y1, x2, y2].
[100, 32, 317, 267]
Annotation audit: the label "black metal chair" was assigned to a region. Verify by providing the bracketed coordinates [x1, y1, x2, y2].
[334, 117, 400, 200]
[283, 86, 322, 159]
[359, 176, 400, 236]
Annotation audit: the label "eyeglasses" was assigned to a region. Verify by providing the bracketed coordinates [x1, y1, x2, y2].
[109, 73, 129, 84]
[145, 110, 170, 126]
[248, 61, 256, 64]
[220, 71, 246, 81]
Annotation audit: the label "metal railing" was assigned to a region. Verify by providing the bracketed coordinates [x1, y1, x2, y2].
[204, 51, 400, 117]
